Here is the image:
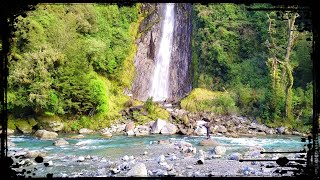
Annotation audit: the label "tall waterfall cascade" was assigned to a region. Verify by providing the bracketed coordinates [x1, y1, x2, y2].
[149, 3, 175, 101]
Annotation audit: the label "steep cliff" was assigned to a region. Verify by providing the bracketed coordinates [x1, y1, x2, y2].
[132, 3, 192, 101]
[169, 3, 192, 101]
[131, 3, 162, 101]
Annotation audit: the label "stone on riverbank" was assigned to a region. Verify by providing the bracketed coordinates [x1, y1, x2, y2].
[150, 119, 167, 134]
[35, 130, 58, 139]
[101, 131, 112, 138]
[125, 122, 135, 132]
[229, 153, 242, 160]
[126, 163, 148, 177]
[194, 126, 207, 136]
[161, 123, 177, 135]
[134, 125, 150, 136]
[79, 128, 94, 134]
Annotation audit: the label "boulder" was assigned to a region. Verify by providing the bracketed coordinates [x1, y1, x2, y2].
[53, 138, 69, 146]
[284, 128, 291, 135]
[122, 155, 130, 161]
[101, 131, 112, 138]
[126, 163, 148, 177]
[157, 154, 166, 164]
[194, 126, 207, 136]
[47, 121, 64, 132]
[292, 131, 303, 136]
[35, 130, 58, 139]
[265, 128, 275, 135]
[44, 160, 53, 167]
[276, 127, 286, 134]
[79, 128, 94, 134]
[214, 146, 226, 155]
[134, 125, 150, 136]
[7, 129, 15, 135]
[199, 139, 220, 146]
[25, 150, 47, 158]
[160, 123, 177, 135]
[77, 156, 85, 162]
[125, 122, 135, 132]
[217, 125, 227, 133]
[126, 130, 135, 136]
[150, 119, 167, 134]
[15, 120, 32, 134]
[229, 153, 242, 160]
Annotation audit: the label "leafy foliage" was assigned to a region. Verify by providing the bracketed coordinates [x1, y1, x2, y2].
[8, 3, 140, 127]
[191, 3, 312, 131]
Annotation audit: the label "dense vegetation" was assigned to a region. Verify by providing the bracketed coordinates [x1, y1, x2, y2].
[8, 4, 143, 130]
[5, 3, 313, 133]
[191, 4, 312, 132]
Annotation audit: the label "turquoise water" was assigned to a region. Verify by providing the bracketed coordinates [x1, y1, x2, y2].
[9, 134, 306, 158]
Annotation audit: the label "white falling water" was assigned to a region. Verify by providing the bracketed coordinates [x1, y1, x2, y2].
[149, 3, 175, 101]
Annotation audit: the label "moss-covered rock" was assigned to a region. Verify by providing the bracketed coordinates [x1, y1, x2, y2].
[28, 118, 38, 127]
[36, 114, 64, 132]
[15, 119, 32, 134]
[8, 118, 16, 130]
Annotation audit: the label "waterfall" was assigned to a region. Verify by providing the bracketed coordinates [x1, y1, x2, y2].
[149, 3, 175, 101]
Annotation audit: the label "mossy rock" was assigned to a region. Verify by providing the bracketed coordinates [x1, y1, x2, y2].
[8, 119, 16, 130]
[15, 119, 32, 134]
[28, 118, 38, 127]
[36, 114, 64, 132]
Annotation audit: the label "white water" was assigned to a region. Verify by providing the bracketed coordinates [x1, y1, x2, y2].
[149, 3, 175, 101]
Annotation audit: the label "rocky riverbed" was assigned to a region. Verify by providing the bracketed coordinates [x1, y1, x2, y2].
[7, 133, 307, 178]
[3, 106, 310, 178]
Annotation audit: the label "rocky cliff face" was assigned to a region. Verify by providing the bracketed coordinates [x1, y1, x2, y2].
[131, 3, 162, 101]
[132, 3, 192, 101]
[169, 4, 192, 101]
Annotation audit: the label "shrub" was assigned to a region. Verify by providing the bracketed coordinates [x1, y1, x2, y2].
[181, 88, 238, 115]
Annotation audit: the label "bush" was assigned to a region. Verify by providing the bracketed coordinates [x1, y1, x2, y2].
[144, 97, 155, 114]
[181, 88, 238, 115]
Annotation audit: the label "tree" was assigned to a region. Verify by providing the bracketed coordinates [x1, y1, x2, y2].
[265, 10, 300, 121]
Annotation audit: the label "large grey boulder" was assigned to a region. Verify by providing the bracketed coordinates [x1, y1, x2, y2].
[150, 119, 167, 134]
[160, 123, 177, 135]
[35, 130, 58, 139]
[126, 163, 148, 177]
